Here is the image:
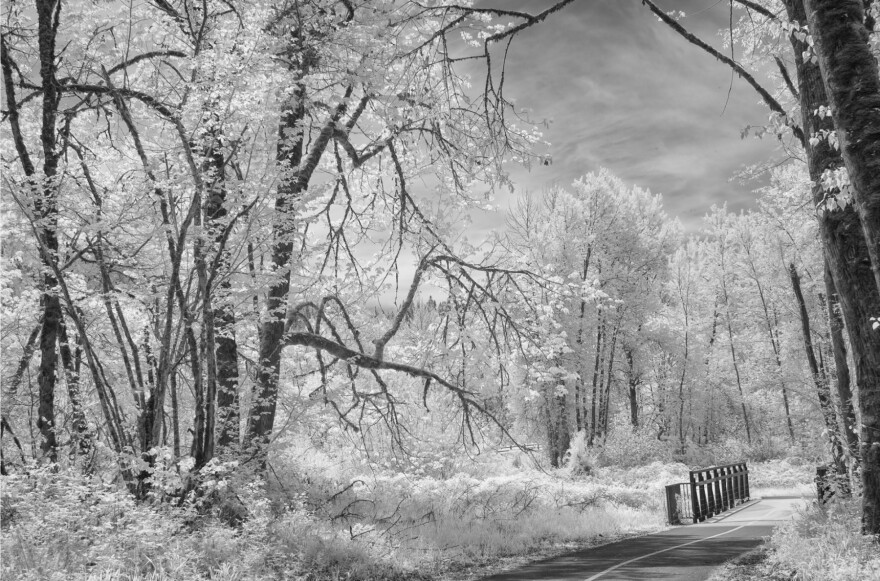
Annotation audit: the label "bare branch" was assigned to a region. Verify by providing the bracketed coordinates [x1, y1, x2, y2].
[775, 55, 799, 99]
[733, 0, 780, 20]
[641, 0, 805, 146]
[106, 50, 187, 75]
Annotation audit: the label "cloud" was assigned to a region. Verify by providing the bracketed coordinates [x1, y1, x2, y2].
[479, 0, 781, 234]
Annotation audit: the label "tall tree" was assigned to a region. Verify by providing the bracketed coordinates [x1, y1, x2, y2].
[805, 0, 880, 294]
[804, 0, 880, 534]
[642, 0, 880, 536]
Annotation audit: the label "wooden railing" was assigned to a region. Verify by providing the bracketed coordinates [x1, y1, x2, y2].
[665, 462, 750, 524]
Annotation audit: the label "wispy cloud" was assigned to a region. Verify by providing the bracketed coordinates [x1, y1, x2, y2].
[481, 0, 781, 233]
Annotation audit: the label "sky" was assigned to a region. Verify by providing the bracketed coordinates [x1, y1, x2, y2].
[467, 0, 782, 235]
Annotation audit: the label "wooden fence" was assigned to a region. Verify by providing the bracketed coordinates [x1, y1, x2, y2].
[665, 462, 750, 524]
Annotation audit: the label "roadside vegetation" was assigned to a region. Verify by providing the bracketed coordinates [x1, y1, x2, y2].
[2, 436, 818, 581]
[711, 500, 880, 581]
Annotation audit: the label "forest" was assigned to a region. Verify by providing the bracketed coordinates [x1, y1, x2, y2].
[1, 1, 879, 580]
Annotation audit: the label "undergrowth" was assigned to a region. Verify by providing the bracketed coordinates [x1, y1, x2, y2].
[1, 451, 820, 581]
[767, 498, 880, 581]
[1, 453, 668, 581]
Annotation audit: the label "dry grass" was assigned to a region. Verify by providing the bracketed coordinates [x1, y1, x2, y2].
[710, 497, 880, 581]
[0, 460, 668, 581]
[2, 457, 821, 581]
[768, 498, 880, 581]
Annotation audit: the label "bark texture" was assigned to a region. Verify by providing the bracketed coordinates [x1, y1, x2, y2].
[245, 90, 306, 452]
[786, 0, 880, 534]
[33, 0, 64, 462]
[789, 264, 847, 476]
[824, 267, 859, 463]
[806, 0, 880, 294]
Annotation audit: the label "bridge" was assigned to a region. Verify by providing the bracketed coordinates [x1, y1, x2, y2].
[665, 462, 750, 524]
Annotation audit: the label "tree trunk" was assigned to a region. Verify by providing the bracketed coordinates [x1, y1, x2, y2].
[170, 370, 181, 458]
[588, 317, 604, 447]
[702, 303, 719, 444]
[824, 265, 859, 464]
[5, 320, 42, 395]
[215, 301, 240, 452]
[574, 250, 591, 432]
[625, 347, 640, 428]
[719, 268, 750, 444]
[751, 270, 796, 441]
[600, 318, 619, 442]
[191, 130, 239, 467]
[245, 88, 307, 454]
[789, 264, 847, 476]
[677, 316, 689, 452]
[785, 0, 880, 534]
[555, 388, 570, 467]
[724, 304, 751, 445]
[768, 307, 796, 441]
[57, 317, 90, 455]
[544, 375, 569, 468]
[805, 0, 880, 295]
[31, 0, 64, 463]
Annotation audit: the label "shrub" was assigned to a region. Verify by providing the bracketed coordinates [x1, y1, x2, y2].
[769, 498, 880, 581]
[600, 416, 671, 467]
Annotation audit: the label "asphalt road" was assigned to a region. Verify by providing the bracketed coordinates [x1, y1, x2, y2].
[480, 497, 807, 581]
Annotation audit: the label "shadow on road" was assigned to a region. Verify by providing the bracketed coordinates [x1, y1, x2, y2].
[480, 498, 807, 581]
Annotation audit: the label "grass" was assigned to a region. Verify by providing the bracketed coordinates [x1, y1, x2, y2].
[1, 455, 823, 581]
[1, 456, 669, 581]
[708, 494, 880, 581]
[768, 498, 880, 581]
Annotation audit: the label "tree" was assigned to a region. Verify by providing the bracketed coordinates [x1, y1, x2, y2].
[805, 0, 880, 295]
[804, 0, 880, 534]
[641, 0, 880, 537]
[506, 170, 676, 455]
[1, 0, 574, 488]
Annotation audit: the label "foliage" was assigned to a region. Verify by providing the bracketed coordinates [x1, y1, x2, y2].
[768, 498, 880, 581]
[1, 453, 679, 581]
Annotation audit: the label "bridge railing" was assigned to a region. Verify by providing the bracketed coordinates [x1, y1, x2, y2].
[665, 462, 749, 524]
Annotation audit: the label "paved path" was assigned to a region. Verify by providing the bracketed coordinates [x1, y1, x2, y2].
[481, 497, 807, 581]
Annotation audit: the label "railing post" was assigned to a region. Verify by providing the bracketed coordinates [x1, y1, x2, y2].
[689, 471, 699, 524]
[733, 464, 741, 503]
[706, 468, 716, 517]
[719, 466, 729, 510]
[725, 465, 734, 508]
[666, 484, 687, 524]
[696, 470, 709, 522]
[713, 467, 722, 515]
[743, 463, 750, 500]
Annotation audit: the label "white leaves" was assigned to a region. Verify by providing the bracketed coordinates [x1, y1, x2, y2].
[814, 105, 833, 119]
[802, 48, 818, 65]
[819, 166, 852, 196]
[809, 129, 839, 150]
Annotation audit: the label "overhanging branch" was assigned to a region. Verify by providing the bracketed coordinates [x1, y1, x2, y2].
[642, 0, 805, 146]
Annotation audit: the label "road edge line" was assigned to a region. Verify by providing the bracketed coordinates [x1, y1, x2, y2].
[705, 498, 761, 523]
[582, 525, 747, 581]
